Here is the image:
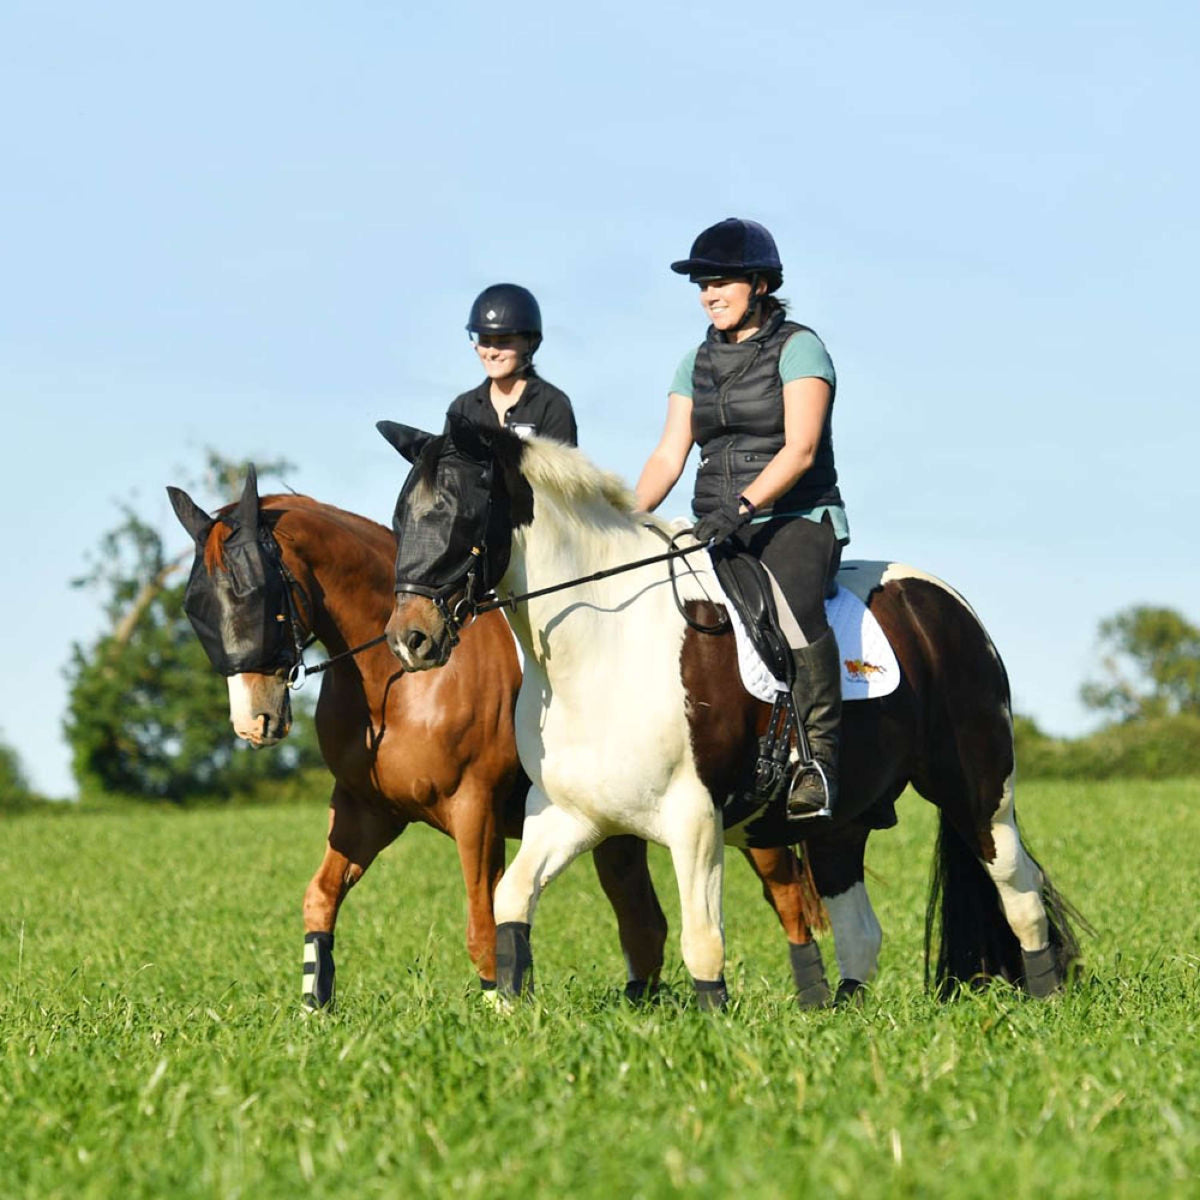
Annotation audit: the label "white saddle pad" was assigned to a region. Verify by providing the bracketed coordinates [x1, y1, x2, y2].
[724, 581, 900, 704]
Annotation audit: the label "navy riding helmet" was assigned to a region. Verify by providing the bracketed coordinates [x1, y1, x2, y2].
[466, 283, 542, 339]
[670, 218, 784, 293]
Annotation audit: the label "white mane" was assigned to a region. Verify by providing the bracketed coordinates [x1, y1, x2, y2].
[518, 436, 678, 539]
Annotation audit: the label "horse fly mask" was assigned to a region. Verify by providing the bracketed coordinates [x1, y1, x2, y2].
[380, 416, 513, 644]
[170, 465, 309, 678]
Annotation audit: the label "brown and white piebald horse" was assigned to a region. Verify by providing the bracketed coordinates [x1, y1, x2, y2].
[167, 470, 829, 1009]
[382, 416, 1083, 1008]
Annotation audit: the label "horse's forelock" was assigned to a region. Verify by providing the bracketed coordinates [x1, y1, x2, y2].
[203, 521, 233, 573]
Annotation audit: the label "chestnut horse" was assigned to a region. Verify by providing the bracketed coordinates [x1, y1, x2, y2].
[168, 469, 828, 1008]
[381, 417, 1082, 1009]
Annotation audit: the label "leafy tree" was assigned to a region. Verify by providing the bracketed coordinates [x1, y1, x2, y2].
[63, 454, 324, 802]
[0, 734, 38, 809]
[1080, 606, 1200, 722]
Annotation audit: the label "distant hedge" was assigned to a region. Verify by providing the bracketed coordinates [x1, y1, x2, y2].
[1015, 713, 1200, 780]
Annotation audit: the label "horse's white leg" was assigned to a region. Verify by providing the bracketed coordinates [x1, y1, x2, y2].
[981, 774, 1049, 953]
[664, 787, 727, 1010]
[492, 785, 601, 997]
[823, 881, 884, 1001]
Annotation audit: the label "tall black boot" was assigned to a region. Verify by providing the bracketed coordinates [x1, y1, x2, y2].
[786, 628, 842, 820]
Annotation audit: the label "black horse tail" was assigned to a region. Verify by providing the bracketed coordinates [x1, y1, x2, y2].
[924, 812, 1086, 998]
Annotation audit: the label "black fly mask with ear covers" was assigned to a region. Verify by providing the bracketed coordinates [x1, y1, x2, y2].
[167, 465, 308, 677]
[377, 416, 517, 629]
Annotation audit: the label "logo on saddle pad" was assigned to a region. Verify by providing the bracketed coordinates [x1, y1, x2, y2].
[844, 658, 887, 681]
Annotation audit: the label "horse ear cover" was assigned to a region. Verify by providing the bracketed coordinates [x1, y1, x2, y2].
[234, 464, 260, 534]
[167, 486, 215, 545]
[445, 412, 495, 463]
[377, 420, 435, 464]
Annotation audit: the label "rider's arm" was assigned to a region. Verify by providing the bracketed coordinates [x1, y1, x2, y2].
[635, 392, 694, 512]
[738, 376, 831, 511]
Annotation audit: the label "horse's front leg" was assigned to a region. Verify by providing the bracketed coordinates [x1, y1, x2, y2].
[664, 786, 727, 1010]
[742, 846, 831, 1009]
[592, 836, 668, 1002]
[492, 786, 602, 998]
[449, 780, 507, 991]
[301, 786, 405, 1010]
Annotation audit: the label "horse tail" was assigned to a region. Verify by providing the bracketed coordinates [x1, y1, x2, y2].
[924, 812, 1088, 997]
[796, 845, 830, 934]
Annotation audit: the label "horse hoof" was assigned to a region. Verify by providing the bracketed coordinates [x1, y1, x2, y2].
[834, 978, 867, 1006]
[693, 978, 729, 1011]
[495, 921, 534, 998]
[624, 979, 659, 1005]
[481, 988, 515, 1014]
[1021, 945, 1062, 999]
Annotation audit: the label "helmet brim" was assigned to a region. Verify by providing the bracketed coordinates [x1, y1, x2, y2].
[670, 259, 783, 292]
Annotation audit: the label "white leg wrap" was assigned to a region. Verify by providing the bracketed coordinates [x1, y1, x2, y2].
[824, 881, 883, 983]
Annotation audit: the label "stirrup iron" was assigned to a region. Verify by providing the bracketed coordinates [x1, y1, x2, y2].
[786, 758, 832, 821]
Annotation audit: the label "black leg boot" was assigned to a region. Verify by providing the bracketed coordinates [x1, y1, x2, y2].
[786, 628, 842, 821]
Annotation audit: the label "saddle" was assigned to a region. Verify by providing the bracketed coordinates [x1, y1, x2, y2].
[710, 547, 794, 688]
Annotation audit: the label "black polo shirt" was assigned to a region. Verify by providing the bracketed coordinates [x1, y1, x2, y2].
[447, 375, 578, 446]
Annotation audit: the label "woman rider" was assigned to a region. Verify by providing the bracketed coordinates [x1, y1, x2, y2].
[634, 218, 847, 819]
[448, 283, 578, 445]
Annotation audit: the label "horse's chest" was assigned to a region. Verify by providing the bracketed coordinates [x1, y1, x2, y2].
[514, 665, 691, 818]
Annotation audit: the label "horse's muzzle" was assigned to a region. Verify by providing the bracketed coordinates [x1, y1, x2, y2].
[228, 674, 293, 745]
[386, 595, 454, 671]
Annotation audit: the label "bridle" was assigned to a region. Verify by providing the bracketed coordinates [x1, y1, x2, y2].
[253, 530, 390, 692]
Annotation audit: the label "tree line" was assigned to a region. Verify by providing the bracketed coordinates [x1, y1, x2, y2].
[2, 460, 1198, 807]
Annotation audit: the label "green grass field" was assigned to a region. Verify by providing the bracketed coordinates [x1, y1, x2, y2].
[2, 780, 1198, 1198]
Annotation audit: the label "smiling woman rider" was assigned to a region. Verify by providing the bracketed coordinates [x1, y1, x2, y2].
[448, 283, 578, 445]
[634, 218, 848, 820]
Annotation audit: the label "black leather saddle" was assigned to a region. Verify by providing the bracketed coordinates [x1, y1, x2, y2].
[710, 546, 794, 688]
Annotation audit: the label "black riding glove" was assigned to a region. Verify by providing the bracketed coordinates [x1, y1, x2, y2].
[693, 499, 753, 546]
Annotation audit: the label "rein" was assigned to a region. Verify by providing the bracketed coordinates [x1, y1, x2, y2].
[274, 547, 390, 691]
[473, 533, 725, 632]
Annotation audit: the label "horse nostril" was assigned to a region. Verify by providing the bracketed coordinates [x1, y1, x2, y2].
[405, 629, 428, 653]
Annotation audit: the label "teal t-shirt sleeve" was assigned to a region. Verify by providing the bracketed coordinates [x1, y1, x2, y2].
[779, 331, 836, 388]
[669, 348, 699, 397]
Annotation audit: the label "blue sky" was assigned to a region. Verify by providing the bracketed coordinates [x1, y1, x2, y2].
[3, 1, 1197, 798]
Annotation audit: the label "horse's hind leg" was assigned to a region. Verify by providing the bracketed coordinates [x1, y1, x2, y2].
[979, 772, 1074, 996]
[302, 785, 405, 1010]
[492, 786, 602, 998]
[923, 695, 1079, 996]
[741, 847, 831, 1008]
[804, 822, 883, 1004]
[592, 836, 668, 1001]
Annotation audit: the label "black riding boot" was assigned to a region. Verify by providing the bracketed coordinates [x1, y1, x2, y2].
[786, 628, 842, 820]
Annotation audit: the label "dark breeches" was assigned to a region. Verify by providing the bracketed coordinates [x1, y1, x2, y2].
[734, 515, 841, 644]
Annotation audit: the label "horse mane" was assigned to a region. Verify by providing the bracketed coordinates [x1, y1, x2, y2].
[518, 437, 642, 524]
[204, 493, 393, 571]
